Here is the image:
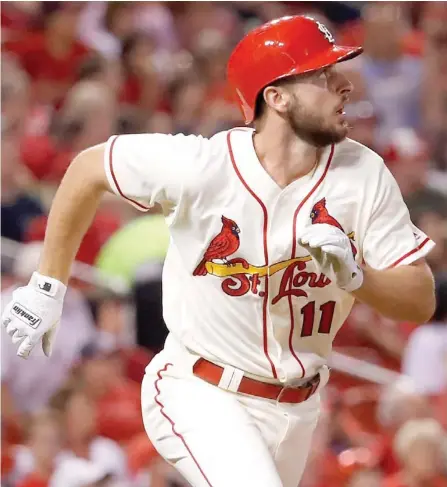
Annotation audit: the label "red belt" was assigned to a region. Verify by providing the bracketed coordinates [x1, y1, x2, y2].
[193, 358, 320, 404]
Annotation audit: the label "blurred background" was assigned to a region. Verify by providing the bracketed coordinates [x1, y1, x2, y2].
[1, 1, 447, 487]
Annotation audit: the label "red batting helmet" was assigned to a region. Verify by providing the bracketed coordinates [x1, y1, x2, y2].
[227, 16, 363, 124]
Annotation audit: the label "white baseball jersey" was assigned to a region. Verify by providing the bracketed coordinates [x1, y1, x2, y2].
[103, 127, 435, 382]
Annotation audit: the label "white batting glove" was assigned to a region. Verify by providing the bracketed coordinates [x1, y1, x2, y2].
[1, 272, 66, 359]
[299, 224, 363, 293]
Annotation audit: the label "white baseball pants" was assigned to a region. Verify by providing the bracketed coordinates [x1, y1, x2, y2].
[141, 336, 328, 487]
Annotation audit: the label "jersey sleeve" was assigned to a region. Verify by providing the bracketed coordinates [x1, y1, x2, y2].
[103, 133, 204, 214]
[362, 163, 435, 269]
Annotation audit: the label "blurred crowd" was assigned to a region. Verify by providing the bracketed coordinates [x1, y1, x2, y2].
[1, 2, 447, 487]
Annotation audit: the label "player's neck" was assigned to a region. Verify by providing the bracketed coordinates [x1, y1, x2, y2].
[253, 124, 320, 189]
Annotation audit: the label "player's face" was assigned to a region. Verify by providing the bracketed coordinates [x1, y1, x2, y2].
[282, 66, 353, 146]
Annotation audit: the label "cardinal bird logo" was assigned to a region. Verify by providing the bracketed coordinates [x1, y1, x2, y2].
[193, 216, 241, 276]
[310, 198, 357, 257]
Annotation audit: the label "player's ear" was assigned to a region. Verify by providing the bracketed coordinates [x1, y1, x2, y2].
[264, 85, 289, 116]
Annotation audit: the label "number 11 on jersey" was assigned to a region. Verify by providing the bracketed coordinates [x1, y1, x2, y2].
[300, 301, 336, 337]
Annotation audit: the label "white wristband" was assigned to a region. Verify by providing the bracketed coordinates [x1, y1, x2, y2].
[29, 272, 67, 300]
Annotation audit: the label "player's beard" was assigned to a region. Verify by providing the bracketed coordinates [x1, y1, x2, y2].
[286, 94, 349, 147]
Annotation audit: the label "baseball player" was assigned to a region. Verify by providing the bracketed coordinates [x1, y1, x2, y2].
[2, 16, 436, 487]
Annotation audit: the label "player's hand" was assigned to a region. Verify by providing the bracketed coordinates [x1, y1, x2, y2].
[299, 224, 363, 292]
[1, 272, 66, 359]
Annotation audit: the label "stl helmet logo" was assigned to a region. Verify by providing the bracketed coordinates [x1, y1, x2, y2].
[316, 21, 335, 44]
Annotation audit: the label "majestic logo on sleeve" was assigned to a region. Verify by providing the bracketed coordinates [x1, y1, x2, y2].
[193, 214, 333, 300]
[310, 198, 357, 257]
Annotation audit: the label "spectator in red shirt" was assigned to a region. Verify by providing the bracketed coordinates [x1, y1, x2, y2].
[15, 410, 63, 487]
[193, 29, 243, 135]
[51, 80, 117, 171]
[1, 2, 40, 42]
[383, 419, 447, 487]
[4, 2, 90, 107]
[50, 387, 128, 482]
[120, 32, 163, 114]
[21, 79, 117, 183]
[164, 73, 206, 135]
[1, 57, 31, 143]
[74, 342, 145, 445]
[76, 54, 123, 98]
[375, 379, 433, 476]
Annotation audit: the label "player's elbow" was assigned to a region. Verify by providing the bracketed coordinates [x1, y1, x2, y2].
[387, 265, 436, 324]
[389, 298, 434, 324]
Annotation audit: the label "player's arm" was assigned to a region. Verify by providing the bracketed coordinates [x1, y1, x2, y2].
[39, 144, 111, 284]
[300, 160, 436, 324]
[2, 132, 204, 358]
[351, 161, 437, 323]
[352, 258, 435, 323]
[0, 145, 112, 358]
[34, 131, 206, 282]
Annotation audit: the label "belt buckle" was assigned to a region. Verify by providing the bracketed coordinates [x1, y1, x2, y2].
[300, 373, 320, 389]
[277, 373, 320, 403]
